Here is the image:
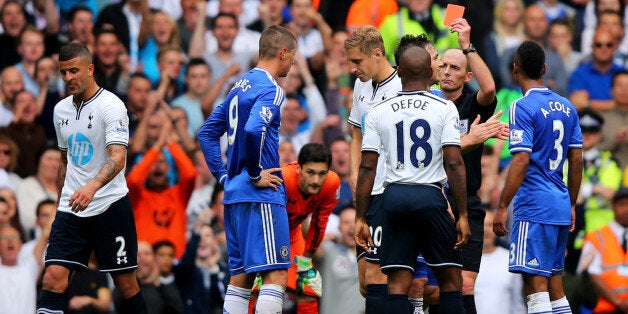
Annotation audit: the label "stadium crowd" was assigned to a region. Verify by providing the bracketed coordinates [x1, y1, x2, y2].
[0, 0, 627, 313]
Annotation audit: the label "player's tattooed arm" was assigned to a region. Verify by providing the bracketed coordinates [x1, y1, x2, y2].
[56, 150, 68, 203]
[92, 144, 127, 186]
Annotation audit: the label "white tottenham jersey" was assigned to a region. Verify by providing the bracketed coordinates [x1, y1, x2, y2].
[362, 91, 461, 186]
[53, 88, 129, 217]
[348, 71, 402, 195]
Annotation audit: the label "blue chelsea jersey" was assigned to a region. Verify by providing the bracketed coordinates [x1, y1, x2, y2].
[198, 67, 286, 205]
[508, 87, 583, 225]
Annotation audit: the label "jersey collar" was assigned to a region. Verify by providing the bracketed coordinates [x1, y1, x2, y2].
[524, 86, 549, 97]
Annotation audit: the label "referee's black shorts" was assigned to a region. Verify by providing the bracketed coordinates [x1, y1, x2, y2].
[45, 195, 138, 273]
[448, 194, 485, 273]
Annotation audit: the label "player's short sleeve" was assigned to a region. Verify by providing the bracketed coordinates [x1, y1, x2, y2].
[53, 103, 68, 150]
[569, 112, 583, 149]
[361, 110, 381, 153]
[102, 97, 129, 147]
[441, 103, 461, 147]
[347, 80, 362, 127]
[508, 99, 534, 153]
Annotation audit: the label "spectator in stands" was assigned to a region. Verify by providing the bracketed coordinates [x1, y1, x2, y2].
[172, 58, 212, 138]
[582, 0, 628, 56]
[15, 26, 46, 97]
[18, 199, 54, 261]
[483, 0, 526, 89]
[127, 119, 196, 258]
[0, 66, 25, 128]
[595, 10, 628, 64]
[178, 0, 210, 54]
[316, 206, 364, 314]
[379, 0, 458, 62]
[153, 45, 185, 103]
[95, 0, 152, 73]
[0, 221, 50, 313]
[139, 11, 181, 86]
[569, 28, 625, 111]
[15, 146, 59, 236]
[501, 4, 568, 97]
[34, 56, 65, 142]
[536, 0, 575, 22]
[0, 135, 21, 190]
[196, 13, 252, 112]
[0, 188, 25, 243]
[280, 93, 325, 154]
[547, 18, 582, 78]
[63, 5, 94, 51]
[600, 70, 628, 168]
[580, 188, 628, 314]
[475, 210, 527, 314]
[0, 197, 9, 227]
[345, 0, 398, 32]
[0, 1, 28, 69]
[65, 253, 112, 314]
[211, 0, 261, 56]
[246, 0, 288, 33]
[577, 110, 623, 234]
[115, 241, 185, 314]
[287, 0, 333, 74]
[0, 90, 46, 178]
[279, 140, 297, 166]
[93, 29, 130, 100]
[328, 138, 352, 214]
[175, 219, 230, 314]
[153, 240, 177, 285]
[126, 73, 153, 134]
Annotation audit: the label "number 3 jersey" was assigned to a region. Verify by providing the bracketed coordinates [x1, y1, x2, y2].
[362, 91, 461, 187]
[509, 87, 582, 225]
[198, 67, 286, 205]
[53, 88, 130, 217]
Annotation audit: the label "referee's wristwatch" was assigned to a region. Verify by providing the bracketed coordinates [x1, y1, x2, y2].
[462, 44, 477, 55]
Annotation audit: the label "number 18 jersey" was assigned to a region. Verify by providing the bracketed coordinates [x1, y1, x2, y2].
[509, 87, 582, 225]
[362, 91, 461, 186]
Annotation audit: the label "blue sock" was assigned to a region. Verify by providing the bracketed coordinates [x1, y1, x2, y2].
[119, 291, 147, 314]
[438, 291, 464, 314]
[386, 294, 412, 314]
[366, 284, 388, 314]
[37, 290, 67, 313]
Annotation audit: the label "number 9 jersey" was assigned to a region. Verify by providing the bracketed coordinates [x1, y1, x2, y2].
[198, 67, 286, 206]
[509, 87, 582, 225]
[362, 91, 461, 186]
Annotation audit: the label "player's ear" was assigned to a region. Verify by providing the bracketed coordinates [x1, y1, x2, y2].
[372, 48, 383, 61]
[542, 63, 547, 76]
[88, 63, 94, 77]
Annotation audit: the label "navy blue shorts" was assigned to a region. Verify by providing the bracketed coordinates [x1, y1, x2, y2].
[380, 184, 462, 274]
[362, 194, 384, 263]
[45, 195, 138, 273]
[224, 202, 291, 275]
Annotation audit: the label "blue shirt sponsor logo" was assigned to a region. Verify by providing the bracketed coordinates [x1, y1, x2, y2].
[68, 133, 94, 166]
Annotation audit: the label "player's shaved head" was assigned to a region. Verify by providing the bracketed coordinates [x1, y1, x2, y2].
[398, 46, 431, 83]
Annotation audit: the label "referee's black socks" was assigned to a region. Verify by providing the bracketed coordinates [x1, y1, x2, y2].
[386, 294, 412, 314]
[365, 284, 387, 314]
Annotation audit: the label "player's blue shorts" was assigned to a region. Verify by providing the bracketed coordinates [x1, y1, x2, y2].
[356, 194, 384, 262]
[509, 220, 569, 277]
[413, 254, 438, 286]
[224, 202, 291, 275]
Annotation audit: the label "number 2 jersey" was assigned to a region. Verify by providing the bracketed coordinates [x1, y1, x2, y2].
[362, 91, 461, 186]
[509, 87, 582, 225]
[198, 67, 286, 205]
[53, 88, 129, 217]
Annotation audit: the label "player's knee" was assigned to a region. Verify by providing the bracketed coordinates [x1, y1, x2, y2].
[365, 262, 387, 285]
[261, 269, 288, 287]
[112, 271, 140, 298]
[423, 285, 440, 305]
[435, 267, 462, 292]
[41, 266, 70, 292]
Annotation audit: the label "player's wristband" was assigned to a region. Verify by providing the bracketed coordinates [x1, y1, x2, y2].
[249, 174, 261, 183]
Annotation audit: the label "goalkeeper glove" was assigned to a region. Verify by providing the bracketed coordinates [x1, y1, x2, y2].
[252, 273, 262, 293]
[294, 255, 323, 297]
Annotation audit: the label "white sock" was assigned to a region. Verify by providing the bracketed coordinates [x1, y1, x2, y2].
[409, 297, 424, 314]
[527, 292, 552, 314]
[550, 296, 572, 314]
[256, 284, 285, 314]
[223, 284, 252, 314]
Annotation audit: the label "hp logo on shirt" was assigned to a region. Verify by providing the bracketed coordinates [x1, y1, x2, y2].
[68, 133, 94, 166]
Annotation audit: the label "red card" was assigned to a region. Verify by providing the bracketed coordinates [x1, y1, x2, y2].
[443, 4, 465, 26]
